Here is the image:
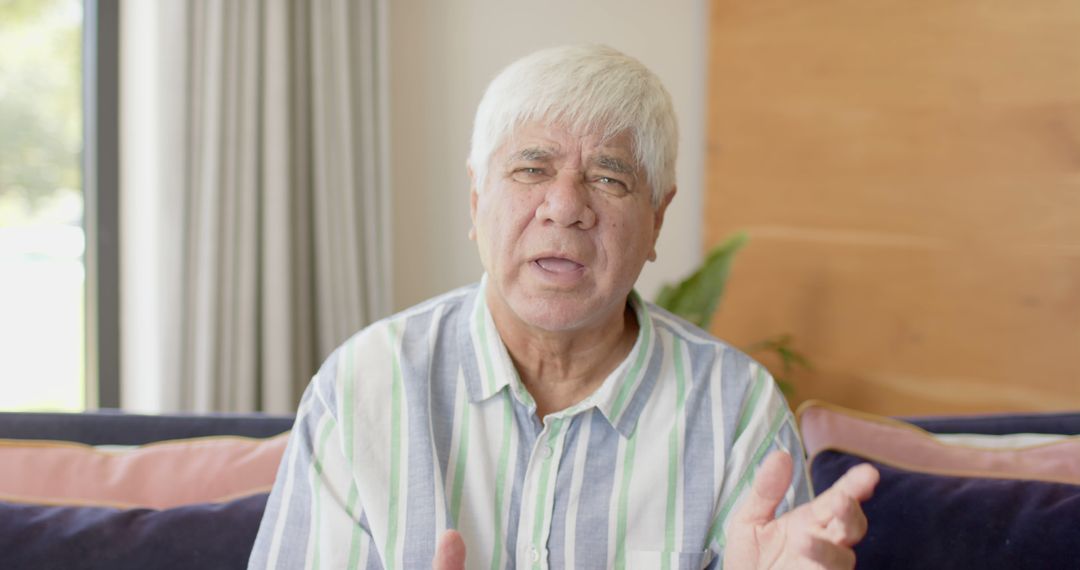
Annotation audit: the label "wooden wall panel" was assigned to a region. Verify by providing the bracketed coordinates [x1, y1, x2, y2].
[706, 1, 1080, 415]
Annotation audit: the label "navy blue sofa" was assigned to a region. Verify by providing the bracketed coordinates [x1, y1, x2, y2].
[0, 411, 293, 570]
[1, 409, 1078, 569]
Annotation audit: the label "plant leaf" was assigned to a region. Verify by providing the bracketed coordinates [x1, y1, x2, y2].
[654, 231, 748, 329]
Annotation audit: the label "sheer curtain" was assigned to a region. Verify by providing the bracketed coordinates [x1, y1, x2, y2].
[121, 0, 390, 413]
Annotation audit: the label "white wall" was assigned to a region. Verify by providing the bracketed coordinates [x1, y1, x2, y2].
[388, 0, 708, 310]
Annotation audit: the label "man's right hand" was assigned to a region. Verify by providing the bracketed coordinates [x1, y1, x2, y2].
[723, 450, 878, 569]
[432, 530, 467, 570]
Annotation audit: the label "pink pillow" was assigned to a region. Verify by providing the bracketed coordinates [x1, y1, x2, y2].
[0, 433, 288, 509]
[797, 401, 1080, 485]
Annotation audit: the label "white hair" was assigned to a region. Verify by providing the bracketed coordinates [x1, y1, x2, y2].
[468, 44, 678, 206]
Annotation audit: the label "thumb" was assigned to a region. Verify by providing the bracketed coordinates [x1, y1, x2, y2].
[734, 450, 794, 525]
[432, 529, 467, 570]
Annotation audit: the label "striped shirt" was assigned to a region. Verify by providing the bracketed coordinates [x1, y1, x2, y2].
[249, 278, 811, 569]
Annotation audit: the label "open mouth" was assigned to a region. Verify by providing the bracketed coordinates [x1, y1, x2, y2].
[534, 257, 584, 273]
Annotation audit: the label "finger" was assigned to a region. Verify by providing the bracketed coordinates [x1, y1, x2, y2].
[816, 492, 868, 547]
[797, 534, 857, 570]
[432, 529, 467, 570]
[733, 450, 794, 525]
[810, 464, 876, 546]
[830, 463, 880, 502]
[812, 463, 878, 524]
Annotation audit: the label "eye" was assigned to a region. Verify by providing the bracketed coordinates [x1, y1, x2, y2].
[593, 176, 629, 194]
[511, 167, 548, 183]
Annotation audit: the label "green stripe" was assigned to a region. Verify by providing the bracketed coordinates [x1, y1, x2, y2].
[346, 483, 363, 569]
[734, 367, 767, 441]
[613, 434, 639, 570]
[530, 418, 564, 570]
[489, 397, 514, 570]
[341, 343, 366, 568]
[310, 417, 336, 570]
[609, 314, 652, 421]
[662, 338, 688, 566]
[449, 386, 472, 526]
[708, 410, 788, 547]
[474, 296, 497, 397]
[343, 342, 356, 463]
[384, 323, 405, 570]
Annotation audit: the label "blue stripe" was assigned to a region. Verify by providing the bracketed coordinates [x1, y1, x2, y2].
[431, 303, 465, 530]
[614, 333, 666, 437]
[399, 311, 438, 569]
[501, 397, 538, 569]
[681, 344, 718, 552]
[777, 419, 814, 506]
[545, 415, 584, 569]
[280, 351, 340, 566]
[458, 284, 488, 403]
[573, 410, 619, 567]
[718, 347, 752, 453]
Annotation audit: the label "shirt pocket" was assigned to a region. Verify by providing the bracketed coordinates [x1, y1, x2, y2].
[625, 550, 713, 570]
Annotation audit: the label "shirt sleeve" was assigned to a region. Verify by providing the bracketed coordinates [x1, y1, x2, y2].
[706, 362, 813, 565]
[248, 350, 383, 570]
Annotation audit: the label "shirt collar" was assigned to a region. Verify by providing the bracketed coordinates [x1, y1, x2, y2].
[466, 275, 656, 438]
[465, 274, 523, 405]
[582, 289, 655, 438]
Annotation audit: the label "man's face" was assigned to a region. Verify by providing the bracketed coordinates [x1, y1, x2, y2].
[470, 122, 674, 333]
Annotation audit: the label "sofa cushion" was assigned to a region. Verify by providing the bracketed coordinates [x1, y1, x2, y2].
[813, 451, 1080, 570]
[798, 401, 1080, 569]
[0, 493, 267, 570]
[798, 401, 1080, 484]
[906, 410, 1080, 436]
[0, 433, 288, 508]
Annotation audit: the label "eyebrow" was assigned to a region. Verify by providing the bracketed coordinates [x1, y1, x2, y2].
[593, 155, 636, 176]
[505, 147, 555, 164]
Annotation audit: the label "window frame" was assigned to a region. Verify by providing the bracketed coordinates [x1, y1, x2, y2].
[83, 0, 121, 408]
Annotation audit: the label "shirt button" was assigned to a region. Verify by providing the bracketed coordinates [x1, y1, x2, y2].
[541, 445, 554, 459]
[529, 546, 540, 562]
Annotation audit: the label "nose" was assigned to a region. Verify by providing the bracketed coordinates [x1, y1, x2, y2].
[535, 174, 597, 229]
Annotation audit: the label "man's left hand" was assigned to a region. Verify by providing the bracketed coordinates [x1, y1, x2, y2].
[432, 529, 466, 570]
[723, 450, 879, 569]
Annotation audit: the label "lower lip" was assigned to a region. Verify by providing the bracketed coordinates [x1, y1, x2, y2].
[531, 259, 586, 284]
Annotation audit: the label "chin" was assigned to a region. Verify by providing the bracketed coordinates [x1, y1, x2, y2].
[519, 312, 588, 332]
[508, 293, 615, 333]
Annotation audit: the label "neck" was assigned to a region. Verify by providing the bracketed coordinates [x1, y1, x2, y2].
[487, 292, 639, 419]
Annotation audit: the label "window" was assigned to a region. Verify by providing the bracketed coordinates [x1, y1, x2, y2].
[0, 0, 118, 410]
[0, 0, 84, 411]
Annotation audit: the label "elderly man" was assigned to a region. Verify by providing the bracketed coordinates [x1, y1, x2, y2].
[249, 44, 877, 569]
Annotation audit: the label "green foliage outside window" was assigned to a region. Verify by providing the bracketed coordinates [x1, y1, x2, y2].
[0, 0, 85, 411]
[0, 0, 82, 224]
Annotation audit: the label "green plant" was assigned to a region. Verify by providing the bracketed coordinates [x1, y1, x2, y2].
[744, 334, 811, 394]
[653, 231, 809, 394]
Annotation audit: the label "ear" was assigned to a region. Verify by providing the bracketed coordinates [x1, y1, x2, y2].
[648, 187, 677, 262]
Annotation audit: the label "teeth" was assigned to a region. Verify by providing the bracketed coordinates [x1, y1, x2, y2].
[536, 258, 583, 273]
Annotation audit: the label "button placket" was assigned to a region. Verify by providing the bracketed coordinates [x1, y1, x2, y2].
[517, 416, 568, 569]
